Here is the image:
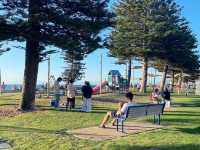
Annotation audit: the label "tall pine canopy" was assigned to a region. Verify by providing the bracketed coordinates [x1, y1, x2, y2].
[110, 0, 199, 92]
[0, 0, 113, 111]
[110, 0, 160, 92]
[149, 0, 199, 91]
[62, 23, 107, 82]
[62, 49, 85, 82]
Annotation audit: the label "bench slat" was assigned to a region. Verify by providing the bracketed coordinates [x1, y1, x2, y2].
[126, 103, 165, 118]
[127, 106, 147, 118]
[146, 104, 164, 115]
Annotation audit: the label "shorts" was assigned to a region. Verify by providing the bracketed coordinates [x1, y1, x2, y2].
[111, 110, 120, 118]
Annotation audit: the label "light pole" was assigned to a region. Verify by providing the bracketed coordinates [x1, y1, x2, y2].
[47, 56, 50, 97]
[154, 68, 157, 88]
[124, 63, 128, 91]
[132, 61, 134, 87]
[100, 54, 103, 94]
[0, 69, 1, 95]
[132, 65, 142, 87]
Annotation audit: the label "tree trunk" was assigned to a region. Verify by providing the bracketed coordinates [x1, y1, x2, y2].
[127, 59, 132, 88]
[20, 0, 41, 111]
[178, 72, 183, 95]
[140, 57, 148, 93]
[171, 70, 175, 93]
[160, 65, 168, 93]
[20, 40, 40, 111]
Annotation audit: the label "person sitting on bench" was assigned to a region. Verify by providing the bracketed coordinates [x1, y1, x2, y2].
[99, 92, 136, 128]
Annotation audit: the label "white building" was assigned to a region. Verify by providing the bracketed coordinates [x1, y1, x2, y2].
[195, 78, 200, 95]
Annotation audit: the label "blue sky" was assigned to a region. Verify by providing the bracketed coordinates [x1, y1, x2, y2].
[0, 0, 199, 85]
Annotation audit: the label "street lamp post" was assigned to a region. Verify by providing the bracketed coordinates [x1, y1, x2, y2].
[125, 63, 128, 91]
[132, 62, 134, 88]
[100, 54, 103, 94]
[154, 68, 157, 88]
[0, 69, 1, 95]
[47, 56, 50, 97]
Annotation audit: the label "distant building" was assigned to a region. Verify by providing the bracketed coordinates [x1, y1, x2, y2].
[108, 70, 121, 88]
[195, 78, 200, 95]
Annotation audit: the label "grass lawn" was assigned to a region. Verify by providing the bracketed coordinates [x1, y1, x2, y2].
[0, 93, 200, 150]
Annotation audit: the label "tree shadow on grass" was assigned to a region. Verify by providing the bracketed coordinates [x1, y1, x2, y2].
[92, 98, 121, 104]
[0, 125, 70, 136]
[0, 103, 18, 107]
[104, 144, 200, 150]
[173, 100, 200, 107]
[164, 113, 200, 117]
[166, 111, 200, 114]
[0, 98, 20, 101]
[162, 118, 200, 125]
[35, 105, 110, 114]
[92, 106, 114, 112]
[177, 126, 200, 135]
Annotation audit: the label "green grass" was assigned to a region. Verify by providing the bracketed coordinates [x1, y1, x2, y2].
[0, 93, 200, 150]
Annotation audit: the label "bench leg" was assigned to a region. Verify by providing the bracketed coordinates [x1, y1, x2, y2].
[158, 114, 161, 125]
[122, 121, 124, 133]
[154, 115, 156, 124]
[117, 119, 119, 131]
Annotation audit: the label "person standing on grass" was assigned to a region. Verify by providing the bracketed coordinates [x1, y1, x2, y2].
[81, 81, 93, 112]
[66, 79, 76, 110]
[163, 87, 171, 108]
[137, 82, 141, 91]
[54, 77, 62, 107]
[151, 88, 161, 104]
[99, 92, 135, 128]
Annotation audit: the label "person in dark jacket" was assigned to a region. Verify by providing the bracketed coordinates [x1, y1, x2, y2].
[163, 87, 171, 108]
[81, 81, 93, 112]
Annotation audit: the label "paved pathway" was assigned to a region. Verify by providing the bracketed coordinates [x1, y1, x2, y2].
[69, 121, 163, 141]
[0, 142, 11, 149]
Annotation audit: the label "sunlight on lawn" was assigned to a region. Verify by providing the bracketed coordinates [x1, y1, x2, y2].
[0, 93, 200, 150]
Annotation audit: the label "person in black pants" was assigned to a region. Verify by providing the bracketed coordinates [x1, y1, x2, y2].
[163, 87, 171, 108]
[81, 81, 93, 112]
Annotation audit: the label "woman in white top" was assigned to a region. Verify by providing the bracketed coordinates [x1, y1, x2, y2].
[100, 92, 135, 128]
[66, 79, 76, 110]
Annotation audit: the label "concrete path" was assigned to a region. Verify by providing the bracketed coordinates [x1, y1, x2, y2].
[0, 142, 12, 149]
[69, 121, 163, 141]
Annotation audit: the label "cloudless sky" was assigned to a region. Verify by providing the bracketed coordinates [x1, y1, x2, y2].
[0, 0, 199, 85]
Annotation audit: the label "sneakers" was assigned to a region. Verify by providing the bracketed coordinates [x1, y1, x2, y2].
[99, 125, 106, 128]
[112, 122, 116, 126]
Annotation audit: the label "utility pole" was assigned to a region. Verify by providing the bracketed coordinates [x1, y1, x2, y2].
[100, 54, 103, 94]
[132, 62, 134, 87]
[47, 56, 50, 97]
[125, 63, 128, 91]
[154, 68, 156, 88]
[0, 69, 1, 95]
[125, 64, 127, 80]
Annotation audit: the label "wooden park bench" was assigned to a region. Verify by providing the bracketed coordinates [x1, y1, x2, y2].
[115, 103, 165, 132]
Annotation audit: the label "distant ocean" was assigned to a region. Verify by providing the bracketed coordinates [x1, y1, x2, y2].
[1, 84, 96, 91]
[1, 84, 44, 91]
[1, 84, 21, 91]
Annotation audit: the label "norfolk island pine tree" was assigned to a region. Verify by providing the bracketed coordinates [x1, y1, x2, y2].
[0, 0, 113, 111]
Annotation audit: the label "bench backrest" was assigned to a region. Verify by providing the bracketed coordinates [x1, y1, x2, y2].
[146, 104, 165, 115]
[126, 105, 147, 118]
[126, 103, 165, 119]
